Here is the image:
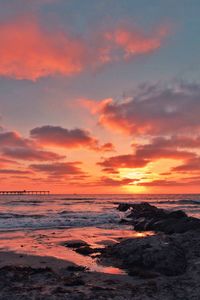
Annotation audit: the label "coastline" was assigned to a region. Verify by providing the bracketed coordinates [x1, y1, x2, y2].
[0, 251, 135, 300]
[1, 202, 200, 299]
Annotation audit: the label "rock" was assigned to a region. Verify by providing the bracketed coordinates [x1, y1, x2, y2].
[100, 234, 187, 277]
[66, 265, 87, 272]
[61, 240, 89, 248]
[63, 276, 85, 286]
[75, 246, 103, 256]
[117, 203, 133, 211]
[168, 210, 187, 218]
[117, 202, 200, 234]
[53, 287, 68, 294]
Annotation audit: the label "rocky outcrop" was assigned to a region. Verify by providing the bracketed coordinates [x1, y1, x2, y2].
[100, 234, 187, 277]
[61, 240, 89, 248]
[99, 203, 200, 281]
[118, 202, 200, 234]
[61, 240, 104, 256]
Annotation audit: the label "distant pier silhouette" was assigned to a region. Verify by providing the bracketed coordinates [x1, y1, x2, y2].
[0, 190, 50, 195]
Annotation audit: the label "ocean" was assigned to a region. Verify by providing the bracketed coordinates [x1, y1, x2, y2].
[0, 194, 199, 231]
[0, 194, 199, 273]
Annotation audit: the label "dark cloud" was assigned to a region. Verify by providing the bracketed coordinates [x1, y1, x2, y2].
[98, 154, 148, 173]
[172, 157, 200, 173]
[98, 136, 196, 174]
[134, 138, 196, 160]
[0, 169, 32, 174]
[92, 83, 200, 136]
[0, 131, 29, 148]
[0, 130, 65, 161]
[95, 176, 137, 186]
[2, 147, 64, 161]
[29, 162, 85, 177]
[140, 136, 200, 149]
[30, 125, 115, 151]
[140, 178, 200, 186]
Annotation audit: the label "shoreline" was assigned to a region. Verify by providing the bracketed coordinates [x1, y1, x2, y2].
[0, 250, 135, 300]
[1, 202, 200, 299]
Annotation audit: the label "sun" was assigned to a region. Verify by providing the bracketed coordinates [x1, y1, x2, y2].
[119, 168, 147, 180]
[123, 184, 147, 193]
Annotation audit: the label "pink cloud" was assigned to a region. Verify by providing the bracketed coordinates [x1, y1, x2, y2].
[105, 25, 169, 59]
[0, 157, 19, 166]
[0, 17, 87, 80]
[0, 17, 169, 80]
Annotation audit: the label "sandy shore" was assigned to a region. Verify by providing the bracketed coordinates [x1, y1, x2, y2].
[0, 250, 137, 300]
[1, 202, 200, 299]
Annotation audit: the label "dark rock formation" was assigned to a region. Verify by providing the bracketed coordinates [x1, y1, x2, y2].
[75, 245, 104, 256]
[118, 202, 200, 234]
[61, 240, 104, 256]
[61, 240, 89, 248]
[100, 234, 187, 277]
[99, 203, 200, 281]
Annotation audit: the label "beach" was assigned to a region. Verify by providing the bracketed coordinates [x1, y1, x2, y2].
[0, 251, 140, 299]
[0, 194, 200, 299]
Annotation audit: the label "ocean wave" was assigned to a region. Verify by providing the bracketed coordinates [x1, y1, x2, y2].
[0, 213, 44, 219]
[154, 199, 200, 205]
[60, 197, 96, 201]
[2, 200, 42, 206]
[0, 211, 119, 231]
[0, 194, 200, 231]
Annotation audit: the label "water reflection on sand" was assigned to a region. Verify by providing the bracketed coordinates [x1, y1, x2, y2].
[0, 227, 153, 274]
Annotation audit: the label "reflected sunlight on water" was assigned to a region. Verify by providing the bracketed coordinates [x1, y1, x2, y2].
[0, 193, 199, 273]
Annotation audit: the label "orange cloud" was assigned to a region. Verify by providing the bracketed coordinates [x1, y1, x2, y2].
[98, 154, 149, 173]
[0, 17, 87, 80]
[90, 176, 137, 187]
[98, 137, 197, 174]
[0, 17, 169, 80]
[140, 178, 200, 187]
[172, 157, 200, 173]
[0, 157, 19, 166]
[0, 169, 32, 175]
[105, 25, 169, 59]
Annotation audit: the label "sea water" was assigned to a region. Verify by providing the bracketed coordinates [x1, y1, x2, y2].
[0, 194, 199, 273]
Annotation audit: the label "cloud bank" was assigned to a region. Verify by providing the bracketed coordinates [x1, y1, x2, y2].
[88, 83, 200, 136]
[0, 17, 168, 80]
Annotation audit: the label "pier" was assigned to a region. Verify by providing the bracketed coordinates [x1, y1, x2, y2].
[0, 190, 50, 195]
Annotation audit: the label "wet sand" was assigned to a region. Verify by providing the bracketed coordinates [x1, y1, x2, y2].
[1, 201, 200, 299]
[0, 251, 137, 300]
[0, 227, 150, 274]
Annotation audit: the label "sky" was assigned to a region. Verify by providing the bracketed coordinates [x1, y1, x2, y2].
[0, 0, 200, 193]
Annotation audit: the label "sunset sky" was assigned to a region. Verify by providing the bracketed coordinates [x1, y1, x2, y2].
[0, 0, 200, 193]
